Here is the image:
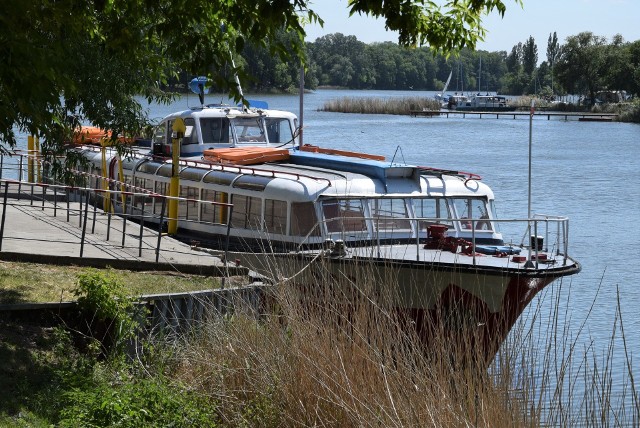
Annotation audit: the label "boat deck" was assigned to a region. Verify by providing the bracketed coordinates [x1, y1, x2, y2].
[300, 243, 579, 275]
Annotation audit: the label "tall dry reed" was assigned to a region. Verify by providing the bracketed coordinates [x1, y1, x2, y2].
[162, 255, 637, 426]
[170, 259, 533, 427]
[320, 97, 441, 115]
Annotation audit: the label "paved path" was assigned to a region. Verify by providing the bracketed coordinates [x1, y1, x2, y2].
[0, 185, 236, 275]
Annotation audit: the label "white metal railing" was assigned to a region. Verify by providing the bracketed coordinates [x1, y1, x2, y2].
[305, 214, 571, 267]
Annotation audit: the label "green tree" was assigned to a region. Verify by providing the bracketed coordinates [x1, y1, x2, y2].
[522, 36, 538, 76]
[0, 0, 520, 153]
[546, 31, 560, 94]
[555, 32, 608, 104]
[505, 43, 522, 73]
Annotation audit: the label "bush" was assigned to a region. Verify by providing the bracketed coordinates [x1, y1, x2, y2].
[72, 270, 141, 355]
[58, 375, 219, 427]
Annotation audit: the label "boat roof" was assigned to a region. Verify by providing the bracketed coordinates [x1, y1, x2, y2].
[164, 104, 298, 121]
[78, 145, 494, 201]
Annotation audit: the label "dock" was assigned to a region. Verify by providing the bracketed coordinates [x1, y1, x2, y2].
[0, 180, 242, 276]
[410, 109, 619, 121]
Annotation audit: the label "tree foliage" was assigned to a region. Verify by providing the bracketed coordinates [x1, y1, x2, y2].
[0, 0, 520, 152]
[555, 32, 608, 104]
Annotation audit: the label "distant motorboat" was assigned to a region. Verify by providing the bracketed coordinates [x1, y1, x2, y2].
[454, 94, 516, 112]
[445, 94, 469, 110]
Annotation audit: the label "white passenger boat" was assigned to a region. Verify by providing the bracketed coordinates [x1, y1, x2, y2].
[454, 94, 516, 112]
[72, 98, 580, 362]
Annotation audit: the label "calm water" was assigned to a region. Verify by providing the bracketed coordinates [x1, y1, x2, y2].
[14, 89, 640, 412]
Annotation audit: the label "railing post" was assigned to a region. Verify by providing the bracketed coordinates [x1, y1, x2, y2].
[222, 204, 234, 290]
[53, 186, 57, 217]
[91, 190, 98, 234]
[0, 181, 9, 251]
[121, 193, 127, 248]
[138, 195, 145, 257]
[106, 197, 112, 241]
[155, 196, 166, 263]
[66, 188, 70, 222]
[80, 189, 90, 257]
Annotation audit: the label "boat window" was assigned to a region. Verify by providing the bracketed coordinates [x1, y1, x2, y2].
[266, 118, 294, 145]
[133, 177, 152, 194]
[264, 199, 287, 235]
[371, 199, 411, 232]
[291, 202, 320, 237]
[450, 198, 493, 231]
[232, 175, 272, 192]
[153, 181, 169, 215]
[202, 190, 228, 225]
[232, 117, 267, 144]
[200, 118, 231, 145]
[153, 122, 167, 146]
[155, 164, 174, 178]
[322, 199, 367, 233]
[179, 167, 206, 182]
[182, 118, 198, 145]
[202, 171, 237, 186]
[137, 161, 162, 175]
[178, 185, 200, 221]
[412, 198, 453, 230]
[230, 195, 262, 229]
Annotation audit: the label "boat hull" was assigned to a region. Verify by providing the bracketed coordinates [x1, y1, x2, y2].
[230, 249, 580, 365]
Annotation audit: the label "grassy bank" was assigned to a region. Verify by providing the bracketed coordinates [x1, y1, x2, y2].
[1, 265, 638, 426]
[0, 261, 223, 304]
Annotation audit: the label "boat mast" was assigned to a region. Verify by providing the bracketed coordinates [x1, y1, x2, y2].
[299, 66, 304, 147]
[478, 55, 481, 94]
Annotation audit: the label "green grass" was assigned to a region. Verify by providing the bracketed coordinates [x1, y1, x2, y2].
[0, 261, 226, 304]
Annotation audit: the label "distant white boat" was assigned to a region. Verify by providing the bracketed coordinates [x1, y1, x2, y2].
[454, 94, 516, 112]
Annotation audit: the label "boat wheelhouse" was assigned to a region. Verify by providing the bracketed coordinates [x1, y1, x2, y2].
[70, 100, 580, 364]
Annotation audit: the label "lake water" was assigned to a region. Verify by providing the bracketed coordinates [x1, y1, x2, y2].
[13, 89, 640, 416]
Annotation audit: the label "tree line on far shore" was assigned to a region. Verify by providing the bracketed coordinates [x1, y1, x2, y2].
[187, 31, 639, 105]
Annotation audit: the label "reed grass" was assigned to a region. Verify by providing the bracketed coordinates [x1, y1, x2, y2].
[169, 261, 527, 426]
[320, 96, 442, 115]
[162, 258, 638, 427]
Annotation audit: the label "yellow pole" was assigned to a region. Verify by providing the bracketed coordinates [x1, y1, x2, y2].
[118, 153, 126, 213]
[27, 135, 34, 182]
[101, 142, 111, 213]
[168, 118, 186, 235]
[35, 137, 41, 182]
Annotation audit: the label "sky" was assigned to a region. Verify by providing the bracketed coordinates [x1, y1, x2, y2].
[304, 0, 640, 54]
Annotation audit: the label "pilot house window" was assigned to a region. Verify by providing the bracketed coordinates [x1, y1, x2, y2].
[322, 199, 367, 233]
[371, 199, 411, 231]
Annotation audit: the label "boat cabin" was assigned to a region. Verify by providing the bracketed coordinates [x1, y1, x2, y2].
[150, 102, 299, 158]
[76, 144, 504, 251]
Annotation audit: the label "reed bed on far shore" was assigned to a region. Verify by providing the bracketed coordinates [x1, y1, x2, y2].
[320, 96, 442, 115]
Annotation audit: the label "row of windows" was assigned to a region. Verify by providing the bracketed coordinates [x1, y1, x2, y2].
[88, 165, 492, 239]
[152, 117, 296, 149]
[321, 197, 494, 234]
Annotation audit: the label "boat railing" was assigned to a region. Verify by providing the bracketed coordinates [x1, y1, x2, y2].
[313, 214, 571, 266]
[0, 177, 236, 266]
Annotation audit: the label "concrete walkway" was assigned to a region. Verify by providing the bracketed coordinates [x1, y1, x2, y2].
[0, 185, 240, 276]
